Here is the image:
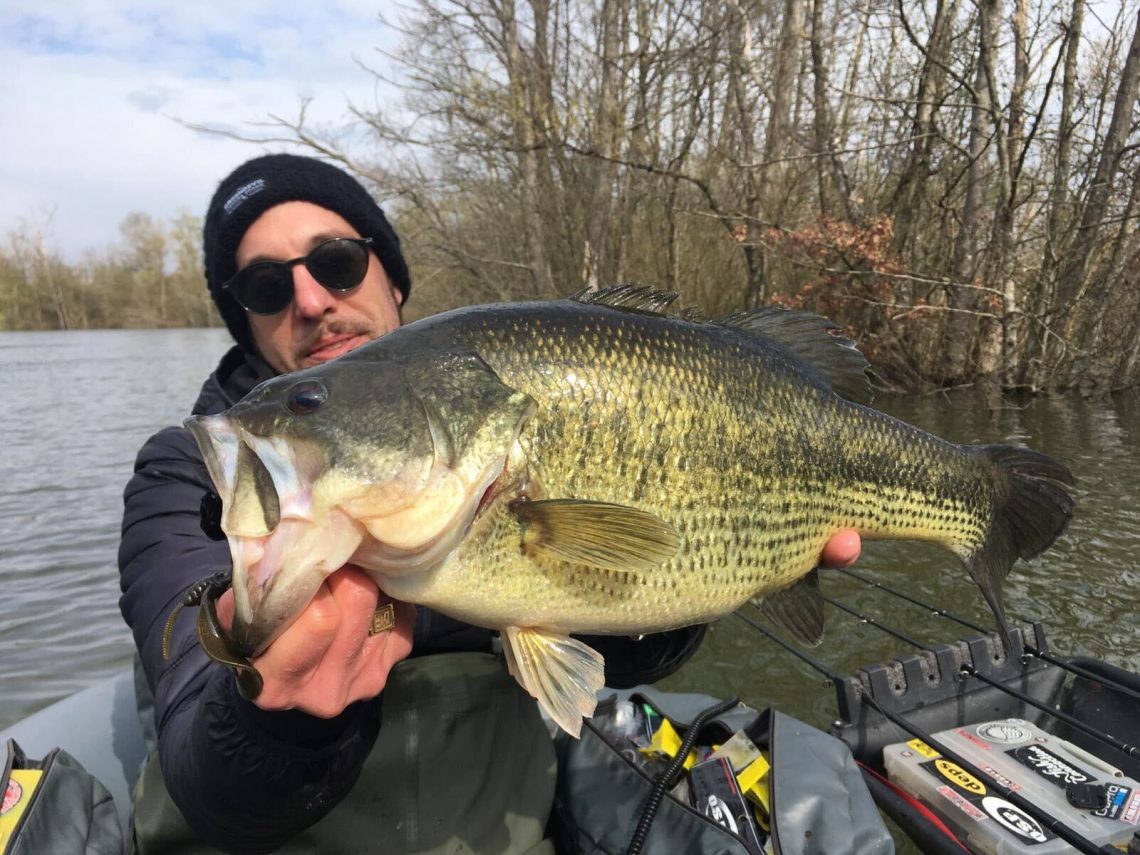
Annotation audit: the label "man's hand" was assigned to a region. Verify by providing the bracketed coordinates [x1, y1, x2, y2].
[214, 565, 415, 718]
[821, 529, 861, 568]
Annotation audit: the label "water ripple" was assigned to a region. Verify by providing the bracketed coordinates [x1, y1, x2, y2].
[0, 328, 230, 728]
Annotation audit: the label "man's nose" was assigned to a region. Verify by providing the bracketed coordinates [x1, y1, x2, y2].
[291, 266, 335, 317]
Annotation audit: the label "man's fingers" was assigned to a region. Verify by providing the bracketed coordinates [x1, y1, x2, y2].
[205, 565, 414, 716]
[821, 529, 861, 568]
[214, 588, 235, 633]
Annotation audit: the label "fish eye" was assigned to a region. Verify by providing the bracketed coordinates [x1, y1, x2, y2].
[285, 380, 327, 415]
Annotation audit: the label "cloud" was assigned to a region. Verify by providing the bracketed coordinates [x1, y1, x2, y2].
[0, 1, 401, 260]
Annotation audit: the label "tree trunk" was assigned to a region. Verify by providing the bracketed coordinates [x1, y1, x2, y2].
[1055, 9, 1140, 388]
[501, 0, 554, 294]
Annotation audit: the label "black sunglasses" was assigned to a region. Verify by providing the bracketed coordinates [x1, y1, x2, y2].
[222, 237, 374, 315]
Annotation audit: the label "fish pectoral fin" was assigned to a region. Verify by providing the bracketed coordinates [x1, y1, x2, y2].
[501, 625, 605, 738]
[755, 569, 825, 646]
[511, 499, 680, 572]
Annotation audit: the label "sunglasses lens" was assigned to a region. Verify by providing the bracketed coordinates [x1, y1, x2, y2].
[225, 238, 371, 315]
[306, 239, 369, 292]
[230, 264, 293, 315]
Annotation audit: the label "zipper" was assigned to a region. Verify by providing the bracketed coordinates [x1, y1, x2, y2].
[3, 747, 58, 853]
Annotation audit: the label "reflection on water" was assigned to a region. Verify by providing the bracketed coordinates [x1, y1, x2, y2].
[0, 328, 231, 728]
[1, 329, 1137, 743]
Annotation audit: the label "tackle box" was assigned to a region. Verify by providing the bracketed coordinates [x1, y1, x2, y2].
[883, 718, 1140, 854]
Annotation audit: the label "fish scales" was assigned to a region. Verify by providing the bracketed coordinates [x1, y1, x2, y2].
[186, 287, 1074, 736]
[386, 301, 994, 634]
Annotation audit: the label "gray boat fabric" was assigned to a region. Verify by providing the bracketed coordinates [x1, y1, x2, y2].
[553, 689, 894, 855]
[768, 710, 894, 855]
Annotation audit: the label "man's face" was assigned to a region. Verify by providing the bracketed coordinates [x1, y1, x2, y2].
[235, 201, 404, 375]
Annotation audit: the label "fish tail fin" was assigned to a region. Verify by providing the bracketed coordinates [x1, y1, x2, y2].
[967, 445, 1076, 640]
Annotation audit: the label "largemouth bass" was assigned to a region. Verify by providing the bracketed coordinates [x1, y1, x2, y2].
[186, 287, 1075, 736]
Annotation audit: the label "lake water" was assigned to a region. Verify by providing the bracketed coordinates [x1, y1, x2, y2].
[1, 328, 1138, 743]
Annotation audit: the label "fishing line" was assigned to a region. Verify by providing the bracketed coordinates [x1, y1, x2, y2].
[959, 663, 1140, 761]
[820, 593, 1139, 760]
[836, 567, 1140, 702]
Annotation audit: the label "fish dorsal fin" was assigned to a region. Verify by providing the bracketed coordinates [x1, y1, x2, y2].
[716, 307, 872, 404]
[755, 569, 825, 646]
[573, 285, 680, 315]
[512, 498, 680, 572]
[501, 625, 606, 737]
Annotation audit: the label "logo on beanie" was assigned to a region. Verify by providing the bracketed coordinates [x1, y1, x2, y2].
[223, 178, 267, 216]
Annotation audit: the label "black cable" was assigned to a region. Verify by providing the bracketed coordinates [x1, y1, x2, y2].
[626, 695, 741, 855]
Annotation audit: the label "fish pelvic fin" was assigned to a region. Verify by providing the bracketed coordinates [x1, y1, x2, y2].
[970, 445, 1076, 639]
[511, 498, 680, 572]
[755, 569, 825, 646]
[501, 626, 605, 738]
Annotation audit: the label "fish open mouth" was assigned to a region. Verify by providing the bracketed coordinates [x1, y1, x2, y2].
[185, 413, 519, 656]
[186, 414, 366, 655]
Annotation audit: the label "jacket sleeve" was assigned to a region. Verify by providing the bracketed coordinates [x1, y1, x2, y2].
[118, 426, 380, 853]
[583, 625, 708, 689]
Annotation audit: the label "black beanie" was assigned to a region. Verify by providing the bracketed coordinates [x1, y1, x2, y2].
[203, 153, 411, 353]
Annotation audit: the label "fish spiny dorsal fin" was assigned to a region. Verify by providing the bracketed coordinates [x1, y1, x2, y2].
[715, 306, 873, 404]
[573, 285, 680, 315]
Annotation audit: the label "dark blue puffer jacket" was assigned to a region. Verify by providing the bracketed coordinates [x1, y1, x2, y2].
[118, 344, 705, 852]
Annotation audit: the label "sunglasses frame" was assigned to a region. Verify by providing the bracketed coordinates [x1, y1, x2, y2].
[222, 236, 375, 315]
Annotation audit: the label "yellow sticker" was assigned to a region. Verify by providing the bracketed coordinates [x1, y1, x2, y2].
[934, 759, 987, 795]
[0, 769, 44, 849]
[907, 739, 941, 759]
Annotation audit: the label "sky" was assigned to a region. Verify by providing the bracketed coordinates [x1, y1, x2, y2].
[2, 2, 402, 261]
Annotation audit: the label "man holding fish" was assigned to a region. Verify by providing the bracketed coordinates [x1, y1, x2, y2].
[119, 153, 867, 853]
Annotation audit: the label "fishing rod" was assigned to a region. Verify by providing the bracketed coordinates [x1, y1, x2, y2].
[854, 693, 1121, 855]
[731, 609, 844, 684]
[836, 567, 1140, 702]
[732, 605, 1122, 855]
[820, 593, 1140, 762]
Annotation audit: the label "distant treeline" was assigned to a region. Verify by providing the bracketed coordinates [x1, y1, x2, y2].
[0, 212, 220, 332]
[9, 0, 1140, 395]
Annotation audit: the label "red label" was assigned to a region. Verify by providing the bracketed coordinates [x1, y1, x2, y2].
[1, 779, 22, 814]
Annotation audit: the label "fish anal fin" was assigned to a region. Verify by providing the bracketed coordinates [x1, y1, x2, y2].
[501, 626, 605, 738]
[511, 498, 680, 572]
[756, 569, 825, 647]
[715, 306, 872, 404]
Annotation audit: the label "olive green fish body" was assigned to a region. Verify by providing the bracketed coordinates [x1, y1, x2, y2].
[382, 301, 997, 635]
[187, 288, 1074, 735]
